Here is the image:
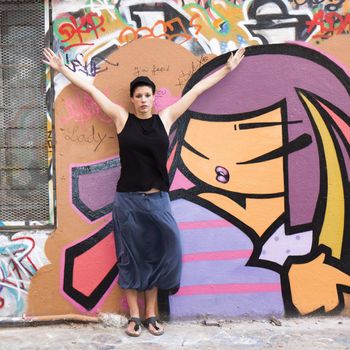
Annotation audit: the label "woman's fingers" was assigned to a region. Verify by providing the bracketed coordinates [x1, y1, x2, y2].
[234, 48, 245, 64]
[47, 47, 56, 56]
[235, 47, 245, 59]
[236, 53, 244, 63]
[43, 47, 52, 55]
[43, 47, 58, 61]
[43, 48, 54, 62]
[43, 50, 51, 60]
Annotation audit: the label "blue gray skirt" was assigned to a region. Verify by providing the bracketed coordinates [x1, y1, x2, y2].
[113, 191, 182, 293]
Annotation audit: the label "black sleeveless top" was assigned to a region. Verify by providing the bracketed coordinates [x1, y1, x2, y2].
[116, 113, 170, 192]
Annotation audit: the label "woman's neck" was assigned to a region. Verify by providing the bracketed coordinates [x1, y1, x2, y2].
[134, 111, 153, 119]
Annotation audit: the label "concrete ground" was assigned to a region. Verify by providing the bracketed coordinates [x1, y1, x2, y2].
[0, 315, 350, 350]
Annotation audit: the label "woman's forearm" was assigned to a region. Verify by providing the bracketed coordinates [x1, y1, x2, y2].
[58, 65, 95, 95]
[192, 65, 231, 96]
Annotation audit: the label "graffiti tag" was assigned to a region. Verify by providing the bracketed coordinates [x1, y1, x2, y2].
[133, 64, 170, 77]
[58, 12, 106, 51]
[176, 54, 209, 89]
[306, 10, 350, 39]
[62, 91, 113, 124]
[65, 53, 119, 77]
[61, 125, 114, 152]
[289, 0, 345, 12]
[0, 237, 37, 313]
[118, 17, 193, 46]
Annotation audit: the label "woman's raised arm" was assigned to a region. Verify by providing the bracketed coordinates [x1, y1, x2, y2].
[42, 48, 127, 123]
[159, 48, 245, 130]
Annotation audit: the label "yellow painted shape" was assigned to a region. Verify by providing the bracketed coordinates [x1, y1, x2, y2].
[300, 93, 345, 259]
[184, 0, 257, 45]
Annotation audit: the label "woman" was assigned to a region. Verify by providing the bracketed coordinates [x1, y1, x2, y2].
[42, 46, 245, 336]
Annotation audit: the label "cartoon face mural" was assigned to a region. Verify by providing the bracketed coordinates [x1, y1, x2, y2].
[167, 44, 350, 317]
[179, 105, 285, 196]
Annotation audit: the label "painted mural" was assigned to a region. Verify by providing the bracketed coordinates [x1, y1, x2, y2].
[0, 231, 50, 317]
[1, 0, 348, 318]
[167, 44, 350, 317]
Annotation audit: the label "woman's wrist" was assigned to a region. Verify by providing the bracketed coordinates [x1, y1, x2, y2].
[224, 64, 232, 73]
[58, 64, 67, 74]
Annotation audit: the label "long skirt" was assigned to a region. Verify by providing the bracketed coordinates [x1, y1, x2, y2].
[113, 191, 182, 293]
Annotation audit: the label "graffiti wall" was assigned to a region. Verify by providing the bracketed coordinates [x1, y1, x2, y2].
[0, 231, 50, 317]
[10, 0, 349, 319]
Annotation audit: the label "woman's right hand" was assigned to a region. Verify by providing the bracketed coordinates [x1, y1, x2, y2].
[42, 48, 65, 72]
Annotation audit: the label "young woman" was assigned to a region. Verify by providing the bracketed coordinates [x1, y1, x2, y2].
[42, 46, 245, 336]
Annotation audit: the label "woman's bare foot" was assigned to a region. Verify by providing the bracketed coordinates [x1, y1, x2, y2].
[143, 316, 164, 336]
[125, 317, 142, 337]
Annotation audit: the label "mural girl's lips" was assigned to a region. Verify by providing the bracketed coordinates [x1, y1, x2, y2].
[215, 166, 230, 183]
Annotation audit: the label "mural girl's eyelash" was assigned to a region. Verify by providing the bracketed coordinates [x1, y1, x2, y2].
[236, 133, 312, 165]
[238, 120, 303, 130]
[183, 140, 209, 160]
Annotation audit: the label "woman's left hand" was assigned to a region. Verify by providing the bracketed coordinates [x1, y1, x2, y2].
[226, 48, 245, 71]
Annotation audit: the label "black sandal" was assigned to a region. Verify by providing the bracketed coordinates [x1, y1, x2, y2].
[125, 317, 142, 337]
[142, 316, 164, 336]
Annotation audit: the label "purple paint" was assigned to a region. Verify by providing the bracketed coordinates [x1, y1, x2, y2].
[170, 292, 283, 318]
[78, 167, 120, 211]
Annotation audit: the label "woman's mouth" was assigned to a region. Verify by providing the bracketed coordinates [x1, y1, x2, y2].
[215, 166, 230, 183]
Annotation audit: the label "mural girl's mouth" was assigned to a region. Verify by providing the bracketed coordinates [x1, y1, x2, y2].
[215, 166, 230, 183]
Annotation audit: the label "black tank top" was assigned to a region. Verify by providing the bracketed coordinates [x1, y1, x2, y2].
[116, 113, 170, 192]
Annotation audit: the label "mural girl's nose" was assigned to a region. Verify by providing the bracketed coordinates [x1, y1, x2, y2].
[215, 166, 230, 183]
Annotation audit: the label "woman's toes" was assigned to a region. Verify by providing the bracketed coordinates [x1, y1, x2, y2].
[149, 321, 164, 335]
[126, 320, 141, 336]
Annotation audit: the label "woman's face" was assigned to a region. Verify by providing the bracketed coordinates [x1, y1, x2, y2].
[130, 85, 154, 115]
[180, 107, 284, 195]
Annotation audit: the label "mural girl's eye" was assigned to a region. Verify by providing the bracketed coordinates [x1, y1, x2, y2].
[238, 120, 303, 130]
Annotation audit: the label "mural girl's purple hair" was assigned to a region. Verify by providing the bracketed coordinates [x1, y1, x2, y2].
[171, 44, 350, 233]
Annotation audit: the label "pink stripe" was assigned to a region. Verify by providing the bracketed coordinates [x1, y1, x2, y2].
[176, 283, 281, 296]
[183, 250, 252, 263]
[178, 219, 232, 230]
[319, 102, 350, 143]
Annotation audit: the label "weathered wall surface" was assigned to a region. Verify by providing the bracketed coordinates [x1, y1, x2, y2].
[2, 0, 349, 319]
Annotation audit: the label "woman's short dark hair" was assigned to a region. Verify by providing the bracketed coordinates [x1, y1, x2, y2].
[130, 76, 156, 96]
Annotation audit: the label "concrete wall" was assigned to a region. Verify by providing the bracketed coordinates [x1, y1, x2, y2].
[2, 0, 350, 319]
